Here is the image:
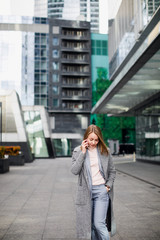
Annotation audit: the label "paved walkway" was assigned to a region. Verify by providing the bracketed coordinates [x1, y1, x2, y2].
[0, 156, 160, 240]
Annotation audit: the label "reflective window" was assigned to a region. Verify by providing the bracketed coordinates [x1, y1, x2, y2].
[53, 86, 59, 94]
[53, 138, 71, 157]
[91, 40, 108, 56]
[53, 98, 59, 107]
[53, 37, 59, 45]
[52, 49, 59, 58]
[24, 110, 49, 158]
[52, 62, 59, 70]
[136, 98, 160, 161]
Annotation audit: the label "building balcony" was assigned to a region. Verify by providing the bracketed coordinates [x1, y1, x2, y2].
[61, 47, 90, 53]
[61, 59, 89, 64]
[61, 71, 90, 76]
[61, 35, 90, 41]
[49, 108, 91, 113]
[61, 101, 91, 112]
[61, 77, 90, 86]
[61, 96, 90, 101]
[61, 84, 90, 89]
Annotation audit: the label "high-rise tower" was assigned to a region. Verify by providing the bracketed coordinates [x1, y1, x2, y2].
[48, 0, 99, 33]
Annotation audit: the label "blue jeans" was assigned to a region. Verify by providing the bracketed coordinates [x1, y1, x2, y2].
[91, 184, 110, 240]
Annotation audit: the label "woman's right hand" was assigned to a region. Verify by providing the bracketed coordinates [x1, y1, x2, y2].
[81, 139, 88, 153]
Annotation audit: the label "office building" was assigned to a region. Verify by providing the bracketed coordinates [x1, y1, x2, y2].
[0, 15, 49, 107]
[0, 16, 92, 157]
[92, 0, 160, 162]
[47, 0, 100, 33]
[48, 19, 92, 156]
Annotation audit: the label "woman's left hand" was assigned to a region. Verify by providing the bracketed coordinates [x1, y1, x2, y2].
[106, 185, 110, 192]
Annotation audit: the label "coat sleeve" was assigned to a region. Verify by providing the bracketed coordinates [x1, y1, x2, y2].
[105, 150, 116, 189]
[71, 146, 86, 175]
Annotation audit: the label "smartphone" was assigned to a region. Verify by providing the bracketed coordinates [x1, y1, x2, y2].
[85, 140, 89, 149]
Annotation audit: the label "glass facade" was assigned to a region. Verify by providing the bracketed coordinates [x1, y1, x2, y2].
[136, 98, 160, 161]
[91, 39, 108, 56]
[0, 31, 26, 102]
[109, 0, 160, 76]
[24, 110, 49, 158]
[34, 32, 49, 107]
[53, 138, 71, 157]
[48, 0, 99, 33]
[91, 33, 109, 91]
[0, 16, 49, 107]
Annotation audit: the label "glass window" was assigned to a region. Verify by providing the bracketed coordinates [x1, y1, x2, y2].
[52, 62, 59, 70]
[35, 98, 39, 105]
[52, 139, 71, 157]
[52, 74, 59, 82]
[35, 61, 40, 69]
[96, 48, 101, 55]
[41, 62, 47, 70]
[35, 86, 39, 93]
[24, 110, 49, 158]
[102, 48, 107, 55]
[96, 40, 101, 47]
[53, 86, 59, 94]
[53, 37, 59, 46]
[35, 74, 39, 81]
[91, 48, 95, 55]
[35, 36, 40, 44]
[41, 74, 47, 82]
[52, 50, 59, 58]
[41, 36, 47, 45]
[102, 41, 107, 48]
[40, 98, 47, 106]
[41, 85, 47, 94]
[53, 98, 59, 107]
[35, 49, 40, 57]
[91, 40, 95, 47]
[41, 49, 47, 57]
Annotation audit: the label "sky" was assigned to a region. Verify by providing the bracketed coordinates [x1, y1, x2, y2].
[0, 0, 122, 33]
[0, 0, 34, 16]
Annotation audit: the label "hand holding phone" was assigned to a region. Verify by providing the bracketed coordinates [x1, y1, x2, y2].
[81, 139, 88, 153]
[84, 140, 88, 149]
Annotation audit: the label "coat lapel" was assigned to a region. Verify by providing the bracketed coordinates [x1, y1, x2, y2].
[97, 148, 109, 180]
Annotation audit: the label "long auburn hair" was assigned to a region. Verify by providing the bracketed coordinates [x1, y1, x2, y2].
[83, 124, 109, 155]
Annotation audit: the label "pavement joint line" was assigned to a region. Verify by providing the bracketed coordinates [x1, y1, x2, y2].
[116, 169, 160, 188]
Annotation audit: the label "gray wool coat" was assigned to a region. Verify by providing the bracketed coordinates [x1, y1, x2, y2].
[71, 146, 116, 239]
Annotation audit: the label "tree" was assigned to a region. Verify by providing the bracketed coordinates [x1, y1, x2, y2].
[91, 68, 135, 146]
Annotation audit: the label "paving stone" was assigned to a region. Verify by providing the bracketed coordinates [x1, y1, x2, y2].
[0, 157, 160, 240]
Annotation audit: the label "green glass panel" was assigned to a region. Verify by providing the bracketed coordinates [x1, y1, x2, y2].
[96, 40, 101, 47]
[53, 138, 71, 157]
[96, 48, 101, 55]
[91, 48, 95, 55]
[102, 41, 107, 48]
[91, 40, 95, 47]
[102, 48, 107, 55]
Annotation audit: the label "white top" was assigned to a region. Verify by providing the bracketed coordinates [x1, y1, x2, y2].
[88, 147, 105, 185]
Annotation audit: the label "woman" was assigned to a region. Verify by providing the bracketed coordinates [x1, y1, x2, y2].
[71, 125, 116, 240]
